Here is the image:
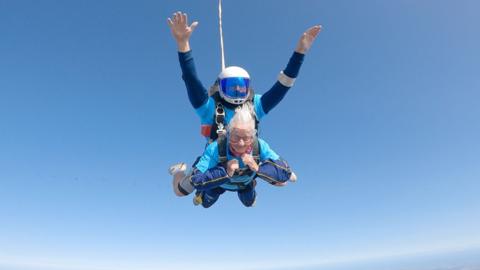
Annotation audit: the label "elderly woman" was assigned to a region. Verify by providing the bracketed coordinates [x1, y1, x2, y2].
[170, 104, 296, 208]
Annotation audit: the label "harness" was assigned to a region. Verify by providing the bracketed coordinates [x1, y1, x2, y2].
[216, 134, 260, 191]
[208, 81, 258, 142]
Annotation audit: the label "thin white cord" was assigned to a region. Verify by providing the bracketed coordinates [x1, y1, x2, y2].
[219, 0, 226, 70]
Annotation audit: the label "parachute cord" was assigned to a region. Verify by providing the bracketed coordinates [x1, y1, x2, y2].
[219, 0, 226, 71]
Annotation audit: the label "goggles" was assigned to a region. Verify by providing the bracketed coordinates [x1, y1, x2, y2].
[230, 134, 253, 144]
[229, 128, 255, 144]
[219, 77, 250, 99]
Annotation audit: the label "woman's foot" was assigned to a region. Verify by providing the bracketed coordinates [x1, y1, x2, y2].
[169, 163, 187, 175]
[289, 172, 297, 182]
[169, 163, 190, 197]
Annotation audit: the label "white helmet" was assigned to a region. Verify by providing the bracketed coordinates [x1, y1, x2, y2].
[218, 66, 251, 105]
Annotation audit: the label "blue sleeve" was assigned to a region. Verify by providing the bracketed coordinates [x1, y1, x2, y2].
[194, 142, 220, 173]
[191, 166, 230, 191]
[253, 94, 266, 120]
[260, 52, 305, 114]
[195, 96, 215, 124]
[256, 139, 291, 184]
[283, 51, 305, 78]
[191, 142, 230, 191]
[178, 51, 209, 109]
[258, 139, 280, 161]
[257, 159, 292, 185]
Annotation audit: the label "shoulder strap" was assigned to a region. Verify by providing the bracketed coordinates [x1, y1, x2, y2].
[210, 92, 226, 141]
[252, 137, 260, 164]
[209, 88, 258, 141]
[217, 134, 228, 164]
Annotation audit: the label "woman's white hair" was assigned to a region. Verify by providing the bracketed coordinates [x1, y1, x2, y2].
[228, 103, 256, 135]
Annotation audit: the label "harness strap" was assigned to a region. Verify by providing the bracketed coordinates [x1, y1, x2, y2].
[209, 89, 258, 141]
[252, 138, 260, 164]
[217, 134, 228, 164]
[215, 102, 226, 137]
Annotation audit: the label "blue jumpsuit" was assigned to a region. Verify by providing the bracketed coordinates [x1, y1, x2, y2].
[191, 138, 293, 208]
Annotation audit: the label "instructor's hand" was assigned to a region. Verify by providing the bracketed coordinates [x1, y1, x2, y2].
[167, 11, 198, 52]
[295, 25, 322, 54]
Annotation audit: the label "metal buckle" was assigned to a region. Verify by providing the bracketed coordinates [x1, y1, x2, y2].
[215, 103, 226, 135]
[216, 125, 226, 135]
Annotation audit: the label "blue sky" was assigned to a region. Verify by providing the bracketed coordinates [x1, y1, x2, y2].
[1, 0, 480, 269]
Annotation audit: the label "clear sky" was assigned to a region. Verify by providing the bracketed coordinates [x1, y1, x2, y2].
[1, 1, 480, 270]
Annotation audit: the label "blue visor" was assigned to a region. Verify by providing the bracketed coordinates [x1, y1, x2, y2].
[220, 77, 250, 99]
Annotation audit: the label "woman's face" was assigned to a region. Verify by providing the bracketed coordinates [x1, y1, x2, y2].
[229, 125, 254, 154]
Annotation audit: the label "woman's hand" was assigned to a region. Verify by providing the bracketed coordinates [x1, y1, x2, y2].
[226, 159, 240, 177]
[241, 154, 259, 172]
